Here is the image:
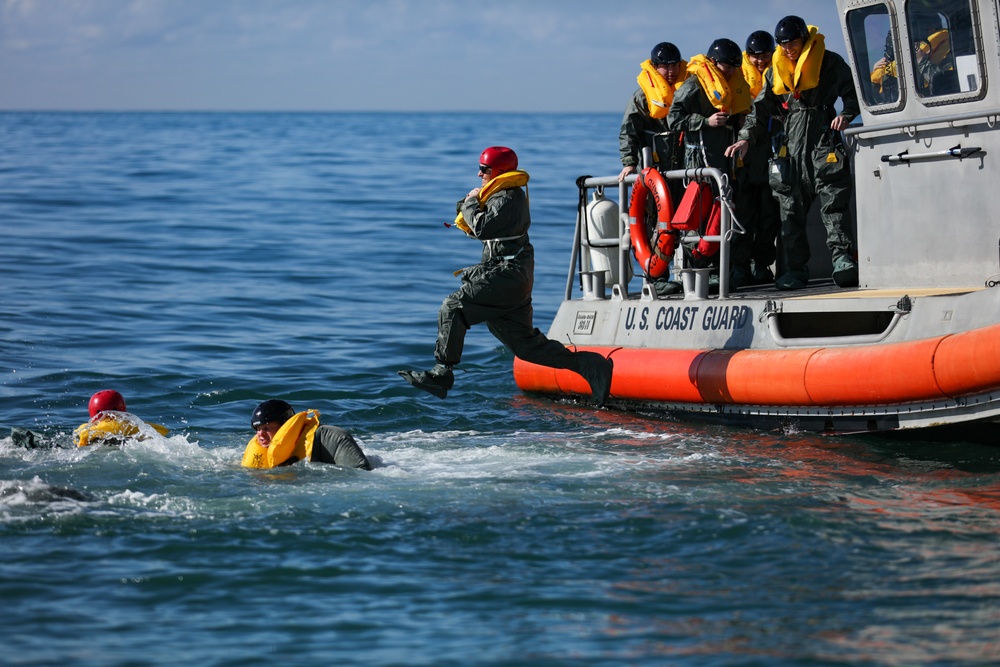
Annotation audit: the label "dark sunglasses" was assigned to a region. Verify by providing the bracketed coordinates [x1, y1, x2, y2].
[479, 164, 492, 174]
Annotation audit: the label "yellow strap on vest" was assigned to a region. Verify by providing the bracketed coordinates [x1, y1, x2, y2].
[478, 170, 529, 203]
[636, 59, 688, 119]
[688, 54, 753, 115]
[75, 412, 169, 447]
[452, 212, 473, 234]
[870, 59, 897, 87]
[772, 26, 825, 96]
[742, 52, 766, 99]
[452, 170, 530, 235]
[241, 409, 320, 469]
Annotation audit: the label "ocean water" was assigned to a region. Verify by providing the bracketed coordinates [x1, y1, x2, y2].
[1, 111, 998, 667]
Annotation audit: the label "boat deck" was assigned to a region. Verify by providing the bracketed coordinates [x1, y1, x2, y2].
[629, 278, 983, 302]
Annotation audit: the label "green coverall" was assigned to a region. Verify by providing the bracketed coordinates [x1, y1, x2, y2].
[666, 74, 742, 276]
[622, 88, 684, 293]
[738, 48, 860, 279]
[732, 105, 781, 281]
[619, 88, 680, 173]
[667, 75, 741, 174]
[435, 185, 602, 382]
[309, 425, 372, 470]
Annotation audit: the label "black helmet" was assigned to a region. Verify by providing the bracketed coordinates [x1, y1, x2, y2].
[746, 30, 775, 55]
[707, 38, 742, 68]
[251, 399, 294, 429]
[650, 42, 681, 66]
[774, 15, 809, 45]
[883, 30, 895, 60]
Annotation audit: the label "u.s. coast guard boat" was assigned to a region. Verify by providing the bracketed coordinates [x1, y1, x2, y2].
[514, 0, 1000, 435]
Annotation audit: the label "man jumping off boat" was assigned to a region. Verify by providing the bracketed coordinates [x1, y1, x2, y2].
[398, 146, 613, 406]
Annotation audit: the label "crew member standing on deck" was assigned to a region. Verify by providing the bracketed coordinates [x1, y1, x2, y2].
[619, 42, 689, 296]
[730, 30, 782, 287]
[398, 147, 613, 406]
[725, 15, 860, 291]
[618, 42, 688, 187]
[669, 38, 751, 175]
[667, 38, 752, 289]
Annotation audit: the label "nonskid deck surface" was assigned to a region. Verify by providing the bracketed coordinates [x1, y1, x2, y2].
[628, 277, 848, 301]
[626, 278, 982, 302]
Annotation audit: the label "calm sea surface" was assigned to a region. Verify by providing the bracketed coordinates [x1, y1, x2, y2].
[1, 112, 998, 666]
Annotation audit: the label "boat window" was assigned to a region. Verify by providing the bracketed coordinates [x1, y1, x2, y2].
[906, 0, 981, 100]
[847, 3, 903, 109]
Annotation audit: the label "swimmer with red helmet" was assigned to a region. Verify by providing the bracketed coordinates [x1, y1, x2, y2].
[8, 389, 169, 448]
[74, 389, 168, 447]
[398, 147, 613, 406]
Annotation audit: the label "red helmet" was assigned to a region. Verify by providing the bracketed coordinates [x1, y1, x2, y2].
[479, 146, 518, 176]
[89, 390, 127, 419]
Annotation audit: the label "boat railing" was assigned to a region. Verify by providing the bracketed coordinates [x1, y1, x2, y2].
[845, 107, 1000, 140]
[570, 165, 734, 302]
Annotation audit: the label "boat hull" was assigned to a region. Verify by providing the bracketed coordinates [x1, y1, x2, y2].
[514, 287, 1000, 433]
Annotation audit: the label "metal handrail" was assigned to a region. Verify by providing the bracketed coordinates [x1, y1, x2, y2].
[845, 107, 1000, 138]
[570, 167, 732, 300]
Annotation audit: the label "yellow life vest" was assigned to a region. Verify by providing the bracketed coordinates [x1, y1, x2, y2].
[74, 411, 169, 447]
[772, 26, 825, 96]
[636, 59, 689, 119]
[918, 29, 951, 65]
[742, 52, 767, 99]
[241, 409, 320, 469]
[688, 54, 753, 115]
[870, 59, 898, 89]
[452, 170, 530, 235]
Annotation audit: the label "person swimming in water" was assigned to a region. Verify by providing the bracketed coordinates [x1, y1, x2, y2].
[241, 399, 372, 470]
[8, 389, 168, 449]
[73, 389, 169, 447]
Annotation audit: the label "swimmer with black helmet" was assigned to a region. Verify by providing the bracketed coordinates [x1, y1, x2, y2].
[242, 399, 372, 470]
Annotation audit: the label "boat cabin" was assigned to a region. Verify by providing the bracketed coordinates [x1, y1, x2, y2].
[840, 0, 1000, 289]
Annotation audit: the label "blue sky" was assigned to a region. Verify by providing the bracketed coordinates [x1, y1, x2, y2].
[1, 0, 847, 112]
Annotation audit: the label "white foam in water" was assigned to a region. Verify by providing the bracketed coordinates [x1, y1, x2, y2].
[360, 427, 699, 482]
[0, 476, 92, 521]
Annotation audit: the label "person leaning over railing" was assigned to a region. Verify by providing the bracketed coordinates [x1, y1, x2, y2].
[731, 30, 782, 287]
[667, 37, 752, 292]
[725, 15, 860, 291]
[618, 41, 688, 189]
[619, 42, 689, 296]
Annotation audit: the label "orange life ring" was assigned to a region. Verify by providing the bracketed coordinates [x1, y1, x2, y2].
[628, 168, 676, 278]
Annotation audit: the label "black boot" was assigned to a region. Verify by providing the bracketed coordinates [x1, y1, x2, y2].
[11, 427, 41, 449]
[832, 255, 859, 287]
[578, 353, 614, 408]
[398, 364, 454, 399]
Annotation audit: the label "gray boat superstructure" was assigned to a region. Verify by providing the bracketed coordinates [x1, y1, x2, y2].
[846, 0, 999, 289]
[514, 0, 1000, 435]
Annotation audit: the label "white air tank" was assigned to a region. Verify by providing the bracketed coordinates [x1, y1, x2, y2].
[584, 190, 626, 285]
